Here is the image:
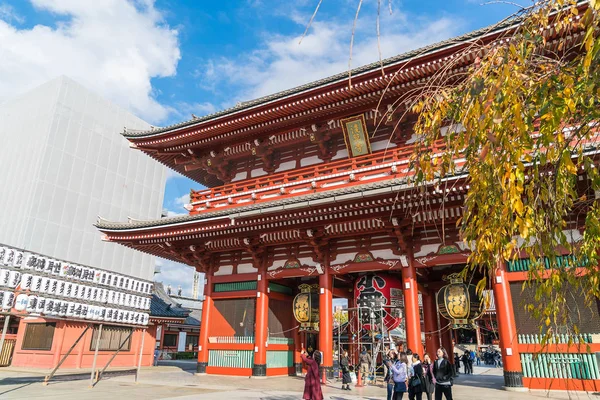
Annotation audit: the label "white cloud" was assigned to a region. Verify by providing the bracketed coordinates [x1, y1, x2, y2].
[195, 11, 459, 104]
[0, 0, 180, 123]
[154, 257, 201, 298]
[0, 3, 24, 24]
[165, 168, 184, 181]
[174, 193, 190, 206]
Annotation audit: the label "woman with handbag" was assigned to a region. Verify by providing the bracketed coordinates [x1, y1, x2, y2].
[409, 354, 423, 400]
[386, 351, 408, 400]
[421, 353, 436, 400]
[340, 350, 352, 391]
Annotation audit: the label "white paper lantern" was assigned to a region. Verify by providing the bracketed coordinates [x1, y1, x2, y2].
[8, 271, 21, 288]
[58, 301, 67, 317]
[14, 294, 28, 311]
[84, 305, 92, 319]
[13, 251, 24, 268]
[49, 279, 59, 295]
[99, 272, 108, 286]
[23, 253, 35, 270]
[65, 282, 73, 298]
[44, 299, 55, 314]
[31, 275, 42, 292]
[74, 303, 83, 318]
[2, 248, 15, 266]
[57, 280, 66, 297]
[40, 277, 50, 293]
[85, 286, 93, 301]
[93, 270, 101, 284]
[0, 248, 6, 265]
[0, 269, 10, 287]
[142, 313, 149, 325]
[118, 292, 125, 306]
[51, 300, 62, 316]
[59, 263, 68, 277]
[65, 302, 75, 317]
[36, 297, 46, 313]
[93, 306, 101, 320]
[34, 257, 45, 272]
[118, 276, 125, 289]
[44, 259, 55, 274]
[20, 273, 33, 291]
[125, 294, 132, 307]
[101, 289, 108, 303]
[52, 261, 61, 275]
[26, 295, 38, 313]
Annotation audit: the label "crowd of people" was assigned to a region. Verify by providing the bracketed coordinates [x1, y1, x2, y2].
[301, 345, 457, 400]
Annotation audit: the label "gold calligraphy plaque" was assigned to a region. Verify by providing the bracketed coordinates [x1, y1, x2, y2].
[341, 114, 371, 158]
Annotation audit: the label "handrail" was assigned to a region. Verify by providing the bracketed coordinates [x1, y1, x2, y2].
[189, 141, 447, 214]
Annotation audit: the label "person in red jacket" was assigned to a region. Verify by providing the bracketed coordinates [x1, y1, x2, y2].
[301, 348, 324, 400]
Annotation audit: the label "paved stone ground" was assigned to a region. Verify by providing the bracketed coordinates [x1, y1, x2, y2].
[0, 363, 598, 399]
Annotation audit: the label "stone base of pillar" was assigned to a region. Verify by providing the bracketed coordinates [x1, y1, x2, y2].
[252, 364, 267, 377]
[294, 363, 303, 376]
[319, 366, 334, 379]
[503, 371, 526, 391]
[196, 362, 208, 374]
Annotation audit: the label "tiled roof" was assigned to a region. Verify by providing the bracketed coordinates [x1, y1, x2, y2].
[96, 175, 412, 231]
[123, 16, 521, 139]
[150, 282, 191, 319]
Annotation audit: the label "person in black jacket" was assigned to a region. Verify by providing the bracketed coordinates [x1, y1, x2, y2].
[340, 350, 352, 391]
[409, 354, 424, 400]
[432, 348, 453, 400]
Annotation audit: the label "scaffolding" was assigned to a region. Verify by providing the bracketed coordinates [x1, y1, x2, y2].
[334, 300, 402, 385]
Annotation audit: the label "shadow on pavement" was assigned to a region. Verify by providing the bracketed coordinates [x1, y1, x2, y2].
[156, 360, 198, 373]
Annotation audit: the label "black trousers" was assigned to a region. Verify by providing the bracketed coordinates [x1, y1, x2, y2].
[434, 384, 452, 400]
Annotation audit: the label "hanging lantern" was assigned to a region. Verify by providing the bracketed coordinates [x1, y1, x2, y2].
[292, 283, 320, 332]
[436, 273, 485, 329]
[354, 273, 403, 331]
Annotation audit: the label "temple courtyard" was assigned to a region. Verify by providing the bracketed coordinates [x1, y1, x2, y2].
[0, 362, 595, 399]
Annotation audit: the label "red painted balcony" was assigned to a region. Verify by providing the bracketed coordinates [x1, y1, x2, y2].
[188, 142, 447, 215]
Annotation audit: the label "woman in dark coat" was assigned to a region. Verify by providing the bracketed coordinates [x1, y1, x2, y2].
[340, 350, 352, 390]
[301, 349, 324, 400]
[433, 348, 453, 400]
[409, 354, 423, 400]
[421, 353, 436, 400]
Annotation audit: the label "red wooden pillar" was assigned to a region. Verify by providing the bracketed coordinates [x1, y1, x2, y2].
[402, 251, 423, 356]
[493, 260, 524, 389]
[253, 262, 269, 377]
[319, 262, 333, 382]
[196, 267, 213, 374]
[293, 324, 302, 376]
[441, 326, 454, 365]
[422, 291, 439, 355]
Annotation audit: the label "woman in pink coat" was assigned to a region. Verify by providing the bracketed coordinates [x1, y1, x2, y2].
[301, 349, 324, 400]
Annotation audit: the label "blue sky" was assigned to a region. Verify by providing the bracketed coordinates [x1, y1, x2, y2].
[0, 0, 516, 295]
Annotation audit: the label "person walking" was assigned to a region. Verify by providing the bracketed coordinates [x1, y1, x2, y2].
[454, 352, 460, 374]
[386, 351, 409, 400]
[408, 354, 424, 400]
[340, 350, 352, 391]
[421, 353, 436, 400]
[461, 351, 471, 374]
[433, 348, 453, 400]
[359, 347, 372, 384]
[301, 349, 324, 400]
[384, 350, 397, 400]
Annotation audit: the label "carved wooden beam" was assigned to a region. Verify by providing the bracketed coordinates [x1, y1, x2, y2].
[251, 140, 280, 174]
[242, 237, 266, 267]
[308, 123, 337, 162]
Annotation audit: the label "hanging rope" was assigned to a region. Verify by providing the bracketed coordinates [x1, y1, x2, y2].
[268, 324, 300, 336]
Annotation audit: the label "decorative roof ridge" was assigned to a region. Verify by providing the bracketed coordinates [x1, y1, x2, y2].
[123, 15, 522, 139]
[96, 176, 411, 231]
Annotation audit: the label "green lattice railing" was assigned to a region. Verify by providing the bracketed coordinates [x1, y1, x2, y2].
[518, 333, 596, 344]
[268, 337, 294, 345]
[214, 281, 257, 292]
[209, 336, 255, 344]
[209, 350, 254, 368]
[507, 255, 590, 272]
[521, 353, 600, 379]
[267, 350, 294, 368]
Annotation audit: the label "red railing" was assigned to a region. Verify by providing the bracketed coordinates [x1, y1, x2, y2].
[189, 142, 447, 214]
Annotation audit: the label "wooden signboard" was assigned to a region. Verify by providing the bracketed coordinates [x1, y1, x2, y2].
[341, 114, 372, 157]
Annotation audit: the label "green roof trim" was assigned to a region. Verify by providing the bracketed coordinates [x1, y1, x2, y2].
[268, 282, 293, 295]
[214, 281, 257, 292]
